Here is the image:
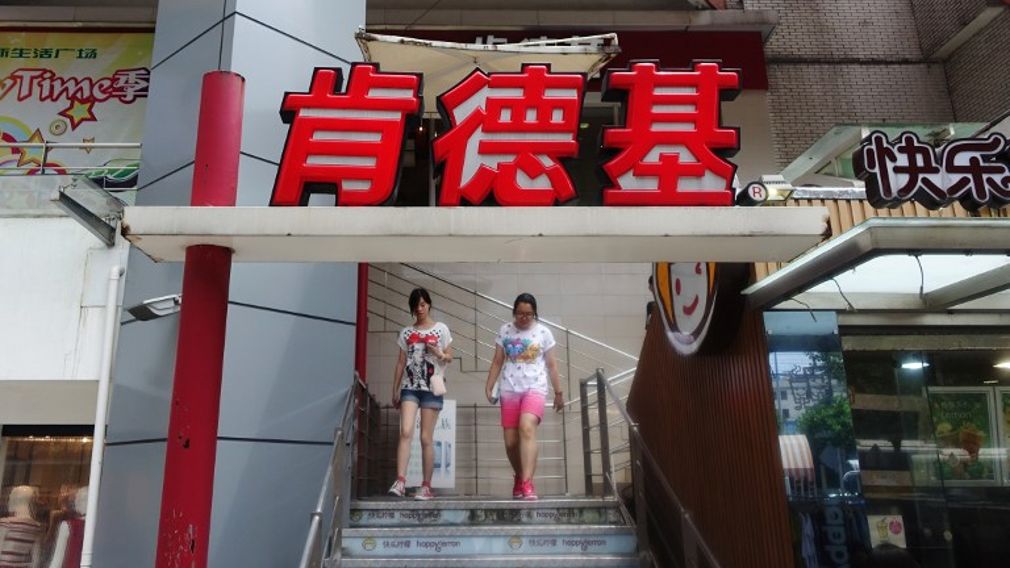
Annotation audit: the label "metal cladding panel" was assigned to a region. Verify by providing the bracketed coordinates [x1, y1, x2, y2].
[628, 309, 792, 568]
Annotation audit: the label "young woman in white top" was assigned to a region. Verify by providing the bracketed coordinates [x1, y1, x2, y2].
[388, 288, 452, 500]
[484, 292, 564, 500]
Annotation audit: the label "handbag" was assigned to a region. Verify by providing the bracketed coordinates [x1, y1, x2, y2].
[430, 359, 448, 396]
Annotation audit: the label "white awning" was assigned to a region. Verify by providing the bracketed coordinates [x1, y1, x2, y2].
[355, 31, 620, 116]
[744, 217, 1010, 312]
[120, 205, 828, 263]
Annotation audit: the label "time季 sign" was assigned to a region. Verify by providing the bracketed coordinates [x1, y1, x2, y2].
[269, 60, 741, 208]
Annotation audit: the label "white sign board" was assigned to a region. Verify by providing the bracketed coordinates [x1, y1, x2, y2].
[406, 399, 456, 489]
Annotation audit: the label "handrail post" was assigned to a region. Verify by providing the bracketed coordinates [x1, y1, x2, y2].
[580, 378, 593, 495]
[630, 433, 651, 568]
[473, 403, 479, 495]
[596, 368, 612, 497]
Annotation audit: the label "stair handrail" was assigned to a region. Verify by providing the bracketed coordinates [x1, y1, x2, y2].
[298, 373, 364, 568]
[583, 368, 722, 568]
[399, 263, 639, 362]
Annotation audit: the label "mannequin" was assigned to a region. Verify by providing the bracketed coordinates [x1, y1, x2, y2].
[0, 485, 42, 568]
[46, 488, 85, 568]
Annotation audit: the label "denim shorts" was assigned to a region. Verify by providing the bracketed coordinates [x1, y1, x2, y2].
[400, 388, 444, 410]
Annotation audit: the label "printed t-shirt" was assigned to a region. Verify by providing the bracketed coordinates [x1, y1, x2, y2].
[397, 322, 452, 391]
[496, 321, 556, 395]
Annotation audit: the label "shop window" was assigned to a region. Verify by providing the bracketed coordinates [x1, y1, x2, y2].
[841, 333, 1010, 567]
[0, 425, 91, 568]
[765, 311, 870, 568]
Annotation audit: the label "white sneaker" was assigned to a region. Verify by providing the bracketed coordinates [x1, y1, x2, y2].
[415, 485, 435, 500]
[388, 478, 406, 497]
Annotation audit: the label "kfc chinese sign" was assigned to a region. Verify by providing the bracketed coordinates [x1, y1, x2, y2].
[271, 60, 741, 207]
[854, 130, 1010, 211]
[270, 64, 421, 206]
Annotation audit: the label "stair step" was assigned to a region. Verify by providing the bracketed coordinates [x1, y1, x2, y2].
[350, 497, 623, 527]
[339, 554, 642, 567]
[342, 525, 636, 558]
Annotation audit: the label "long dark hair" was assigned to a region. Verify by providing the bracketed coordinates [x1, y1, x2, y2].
[408, 287, 432, 316]
[512, 292, 538, 319]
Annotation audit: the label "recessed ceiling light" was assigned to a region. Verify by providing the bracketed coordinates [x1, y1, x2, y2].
[901, 361, 929, 370]
[984, 380, 999, 385]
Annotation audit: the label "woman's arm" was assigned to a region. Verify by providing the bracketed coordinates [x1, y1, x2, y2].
[391, 349, 406, 407]
[485, 345, 505, 403]
[545, 348, 564, 412]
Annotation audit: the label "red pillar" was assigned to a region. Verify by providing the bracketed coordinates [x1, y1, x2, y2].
[156, 71, 244, 568]
[355, 263, 369, 382]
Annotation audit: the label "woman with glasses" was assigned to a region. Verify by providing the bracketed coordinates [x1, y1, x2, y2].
[484, 292, 564, 500]
[388, 287, 453, 500]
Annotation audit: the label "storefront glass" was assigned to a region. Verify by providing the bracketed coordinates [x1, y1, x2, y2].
[842, 331, 1010, 567]
[765, 311, 870, 568]
[0, 427, 91, 568]
[767, 313, 1010, 567]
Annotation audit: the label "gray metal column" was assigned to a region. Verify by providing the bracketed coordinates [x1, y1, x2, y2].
[95, 2, 364, 566]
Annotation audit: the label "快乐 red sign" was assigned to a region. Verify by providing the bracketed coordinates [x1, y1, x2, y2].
[270, 60, 741, 207]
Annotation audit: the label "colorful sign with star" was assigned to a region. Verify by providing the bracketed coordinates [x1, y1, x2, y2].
[0, 31, 152, 191]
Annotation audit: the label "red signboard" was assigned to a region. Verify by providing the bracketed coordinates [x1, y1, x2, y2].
[270, 64, 421, 206]
[434, 65, 585, 206]
[271, 60, 742, 207]
[601, 61, 739, 206]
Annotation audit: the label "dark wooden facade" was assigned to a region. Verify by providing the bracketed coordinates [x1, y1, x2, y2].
[628, 309, 793, 568]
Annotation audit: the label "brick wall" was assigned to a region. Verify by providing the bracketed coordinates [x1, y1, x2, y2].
[910, 0, 991, 57]
[744, 0, 922, 60]
[743, 0, 960, 169]
[766, 63, 953, 167]
[946, 9, 1010, 121]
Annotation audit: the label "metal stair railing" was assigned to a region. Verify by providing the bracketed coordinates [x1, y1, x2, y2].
[299, 374, 376, 568]
[581, 368, 722, 568]
[366, 263, 641, 496]
[368, 263, 640, 383]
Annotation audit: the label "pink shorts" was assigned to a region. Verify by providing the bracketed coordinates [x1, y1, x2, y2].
[500, 390, 546, 428]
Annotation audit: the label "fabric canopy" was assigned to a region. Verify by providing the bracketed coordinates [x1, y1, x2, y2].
[779, 434, 815, 483]
[355, 30, 620, 116]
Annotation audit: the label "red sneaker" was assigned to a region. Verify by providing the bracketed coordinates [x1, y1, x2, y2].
[521, 479, 538, 501]
[415, 484, 435, 501]
[512, 475, 523, 499]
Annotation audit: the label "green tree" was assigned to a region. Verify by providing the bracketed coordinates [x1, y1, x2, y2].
[798, 395, 856, 452]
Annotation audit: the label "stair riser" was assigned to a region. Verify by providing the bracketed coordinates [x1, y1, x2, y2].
[343, 533, 637, 557]
[350, 507, 621, 527]
[339, 557, 641, 567]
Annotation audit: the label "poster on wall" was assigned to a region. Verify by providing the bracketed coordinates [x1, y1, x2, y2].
[0, 31, 152, 205]
[867, 515, 907, 549]
[926, 387, 1000, 486]
[406, 399, 456, 489]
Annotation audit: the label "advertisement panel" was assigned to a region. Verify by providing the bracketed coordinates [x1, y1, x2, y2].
[927, 387, 1000, 485]
[0, 31, 152, 197]
[406, 399, 456, 489]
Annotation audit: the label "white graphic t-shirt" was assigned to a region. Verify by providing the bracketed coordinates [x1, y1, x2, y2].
[397, 322, 452, 392]
[496, 321, 556, 395]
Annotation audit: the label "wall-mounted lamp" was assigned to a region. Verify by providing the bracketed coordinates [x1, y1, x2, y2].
[900, 360, 929, 370]
[126, 294, 182, 321]
[994, 361, 1010, 370]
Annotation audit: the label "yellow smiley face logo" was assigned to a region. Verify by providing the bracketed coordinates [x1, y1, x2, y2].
[362, 537, 377, 551]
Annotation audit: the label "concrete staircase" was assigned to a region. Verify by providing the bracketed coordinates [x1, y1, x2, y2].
[338, 497, 640, 567]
